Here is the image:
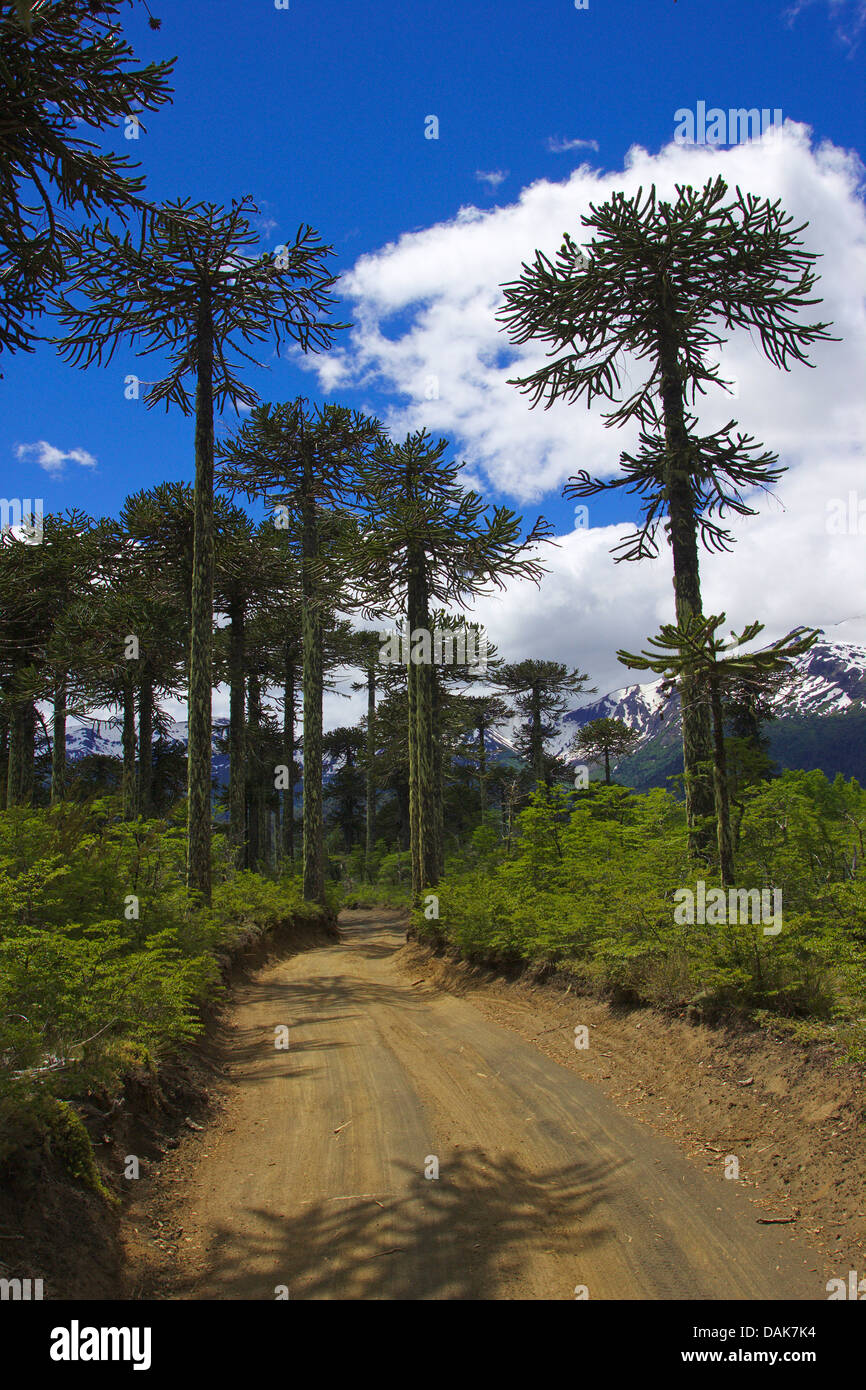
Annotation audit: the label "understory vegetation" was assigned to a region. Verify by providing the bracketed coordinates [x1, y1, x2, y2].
[0, 804, 333, 1174]
[415, 772, 866, 1054]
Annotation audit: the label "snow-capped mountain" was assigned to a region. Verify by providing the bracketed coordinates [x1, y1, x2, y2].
[564, 639, 866, 743]
[561, 636, 866, 787]
[63, 716, 230, 761]
[47, 632, 866, 792]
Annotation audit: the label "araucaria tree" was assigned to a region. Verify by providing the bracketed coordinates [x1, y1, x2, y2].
[217, 399, 382, 906]
[572, 716, 639, 785]
[497, 176, 834, 856]
[493, 660, 592, 788]
[356, 430, 552, 899]
[52, 199, 344, 902]
[0, 0, 173, 365]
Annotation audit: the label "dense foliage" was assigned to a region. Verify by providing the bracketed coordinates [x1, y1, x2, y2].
[417, 772, 866, 1049]
[0, 803, 332, 1168]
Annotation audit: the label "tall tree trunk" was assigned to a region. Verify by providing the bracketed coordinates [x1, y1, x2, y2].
[431, 667, 444, 878]
[710, 680, 735, 889]
[228, 594, 246, 863]
[397, 776, 410, 852]
[656, 311, 714, 856]
[477, 714, 487, 820]
[138, 673, 153, 818]
[0, 709, 8, 810]
[20, 698, 35, 805]
[407, 555, 437, 897]
[282, 644, 295, 865]
[364, 658, 376, 878]
[122, 675, 137, 821]
[530, 684, 544, 785]
[301, 450, 326, 904]
[187, 291, 215, 903]
[7, 682, 35, 807]
[604, 745, 611, 785]
[51, 672, 67, 805]
[407, 640, 421, 899]
[246, 671, 262, 871]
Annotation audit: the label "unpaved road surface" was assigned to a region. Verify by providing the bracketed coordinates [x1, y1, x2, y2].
[129, 909, 826, 1300]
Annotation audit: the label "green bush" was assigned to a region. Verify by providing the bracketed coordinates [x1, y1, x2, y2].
[420, 775, 866, 1033]
[0, 805, 331, 1182]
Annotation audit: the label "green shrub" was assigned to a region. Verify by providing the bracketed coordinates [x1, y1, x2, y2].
[424, 775, 866, 1026]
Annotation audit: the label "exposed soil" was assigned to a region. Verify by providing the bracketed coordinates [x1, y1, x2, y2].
[116, 908, 862, 1301]
[401, 936, 866, 1274]
[0, 915, 336, 1300]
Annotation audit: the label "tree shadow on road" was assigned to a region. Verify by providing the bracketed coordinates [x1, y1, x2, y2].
[172, 1146, 623, 1300]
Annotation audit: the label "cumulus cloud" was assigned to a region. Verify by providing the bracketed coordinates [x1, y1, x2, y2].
[547, 136, 600, 153]
[301, 124, 866, 693]
[14, 440, 97, 477]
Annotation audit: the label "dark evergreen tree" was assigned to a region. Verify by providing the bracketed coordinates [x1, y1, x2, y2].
[0, 0, 173, 364]
[619, 615, 819, 887]
[498, 176, 834, 856]
[356, 429, 551, 899]
[493, 659, 592, 788]
[54, 202, 343, 901]
[217, 399, 381, 904]
[571, 716, 640, 785]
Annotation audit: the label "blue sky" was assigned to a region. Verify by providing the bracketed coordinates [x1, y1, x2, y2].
[4, 0, 866, 706]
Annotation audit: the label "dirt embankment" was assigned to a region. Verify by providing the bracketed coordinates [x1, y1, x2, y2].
[118, 909, 862, 1301]
[402, 938, 866, 1273]
[0, 915, 336, 1300]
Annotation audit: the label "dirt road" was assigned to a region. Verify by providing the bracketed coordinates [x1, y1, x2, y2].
[132, 908, 826, 1300]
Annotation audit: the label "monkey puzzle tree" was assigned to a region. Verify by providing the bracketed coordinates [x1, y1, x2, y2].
[356, 429, 551, 898]
[493, 659, 592, 789]
[497, 176, 834, 855]
[217, 399, 382, 905]
[348, 628, 390, 879]
[0, 509, 97, 806]
[0, 0, 173, 365]
[618, 615, 819, 888]
[323, 726, 366, 850]
[571, 716, 640, 786]
[213, 514, 279, 862]
[53, 199, 344, 902]
[457, 693, 513, 822]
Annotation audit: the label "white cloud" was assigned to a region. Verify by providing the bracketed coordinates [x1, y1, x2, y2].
[547, 136, 599, 153]
[14, 440, 97, 478]
[475, 169, 508, 189]
[784, 0, 866, 48]
[302, 124, 866, 691]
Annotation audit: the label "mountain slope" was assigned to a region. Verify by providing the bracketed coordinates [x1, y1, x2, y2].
[562, 638, 866, 789]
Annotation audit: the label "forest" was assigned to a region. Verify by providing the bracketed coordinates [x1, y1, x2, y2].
[1, 0, 864, 1311]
